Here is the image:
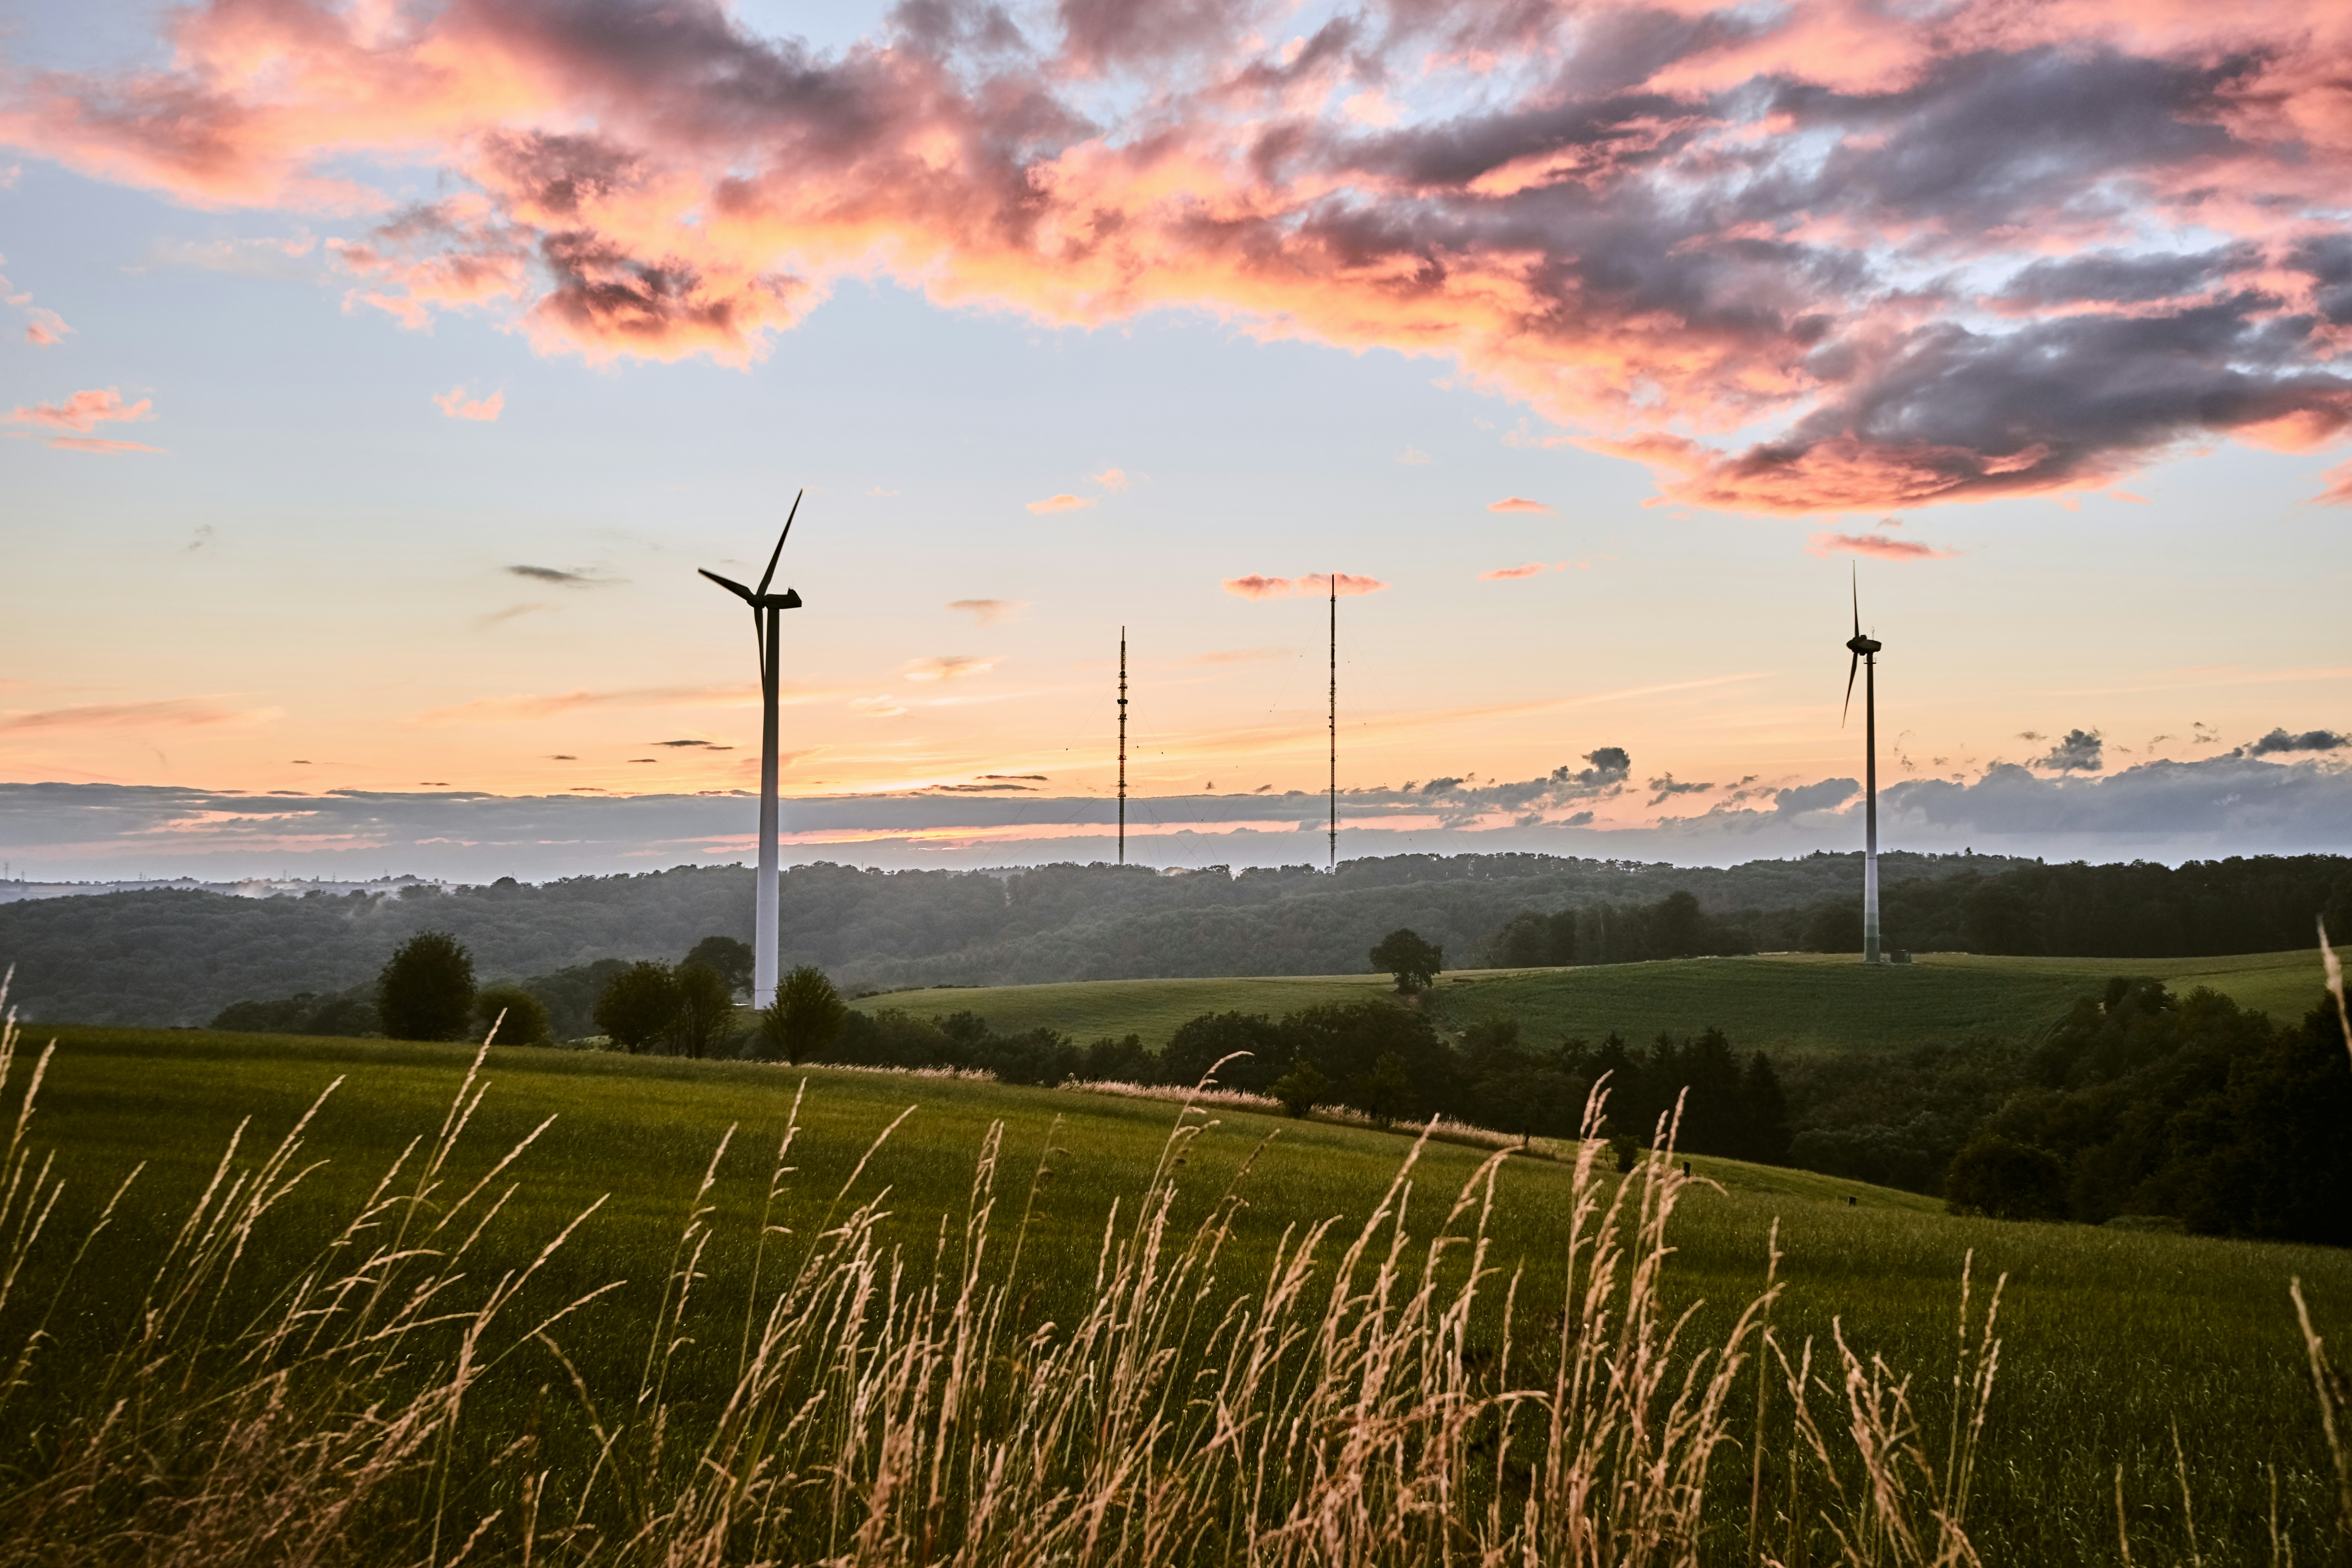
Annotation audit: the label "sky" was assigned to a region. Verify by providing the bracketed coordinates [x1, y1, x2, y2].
[3, 0, 2351, 880]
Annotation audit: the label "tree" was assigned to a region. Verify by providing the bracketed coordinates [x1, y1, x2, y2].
[684, 935, 756, 997]
[1269, 1061, 1332, 1118]
[1369, 928, 1444, 994]
[1944, 1134, 2067, 1220]
[475, 984, 552, 1046]
[377, 931, 477, 1041]
[760, 965, 846, 1063]
[595, 961, 681, 1053]
[671, 961, 739, 1059]
[1358, 1053, 1415, 1127]
[1740, 1051, 1791, 1164]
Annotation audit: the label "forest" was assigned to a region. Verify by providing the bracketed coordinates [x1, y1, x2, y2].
[6, 848, 2350, 1027]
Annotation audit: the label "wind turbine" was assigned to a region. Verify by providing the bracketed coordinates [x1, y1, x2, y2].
[699, 489, 804, 1009]
[1841, 569, 1884, 965]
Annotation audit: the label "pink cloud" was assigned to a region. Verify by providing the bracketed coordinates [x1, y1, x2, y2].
[1027, 493, 1095, 514]
[10, 0, 2352, 511]
[1806, 529, 1958, 561]
[24, 308, 68, 346]
[433, 385, 504, 421]
[2314, 459, 2352, 507]
[49, 436, 164, 454]
[1480, 562, 1547, 580]
[1089, 466, 1129, 492]
[1487, 497, 1553, 514]
[1222, 572, 1389, 600]
[0, 698, 271, 733]
[10, 387, 153, 433]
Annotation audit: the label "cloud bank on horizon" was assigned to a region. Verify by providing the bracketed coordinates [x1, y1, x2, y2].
[7, 751, 2348, 882]
[9, 0, 2352, 514]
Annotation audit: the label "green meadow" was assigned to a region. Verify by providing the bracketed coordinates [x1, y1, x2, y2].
[6, 1017, 2349, 1563]
[856, 946, 2333, 1055]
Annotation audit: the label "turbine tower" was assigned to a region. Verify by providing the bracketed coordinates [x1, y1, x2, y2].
[1841, 571, 1884, 965]
[1327, 571, 1337, 872]
[1117, 628, 1128, 866]
[698, 490, 804, 1009]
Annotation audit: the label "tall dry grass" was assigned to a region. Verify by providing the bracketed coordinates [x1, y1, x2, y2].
[0, 977, 2343, 1567]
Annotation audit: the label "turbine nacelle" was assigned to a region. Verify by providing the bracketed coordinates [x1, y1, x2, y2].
[1845, 632, 1881, 657]
[697, 571, 804, 612]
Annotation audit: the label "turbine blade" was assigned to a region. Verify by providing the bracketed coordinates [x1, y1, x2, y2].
[752, 606, 764, 666]
[1851, 565, 1861, 640]
[756, 489, 803, 597]
[700, 568, 756, 603]
[1841, 652, 1859, 727]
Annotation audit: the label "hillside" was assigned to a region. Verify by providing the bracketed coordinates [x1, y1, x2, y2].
[4, 847, 2347, 1028]
[0, 850, 2005, 1025]
[8, 1024, 2350, 1565]
[858, 948, 2332, 1058]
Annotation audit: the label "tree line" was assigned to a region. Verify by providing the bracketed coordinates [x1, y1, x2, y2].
[1486, 854, 2352, 964]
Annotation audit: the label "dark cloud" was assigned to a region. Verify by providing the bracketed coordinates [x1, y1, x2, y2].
[1775, 777, 1857, 815]
[16, 0, 2352, 510]
[2035, 728, 2104, 774]
[1553, 747, 1632, 790]
[2244, 728, 2349, 756]
[652, 738, 734, 749]
[1646, 773, 1711, 805]
[507, 564, 616, 586]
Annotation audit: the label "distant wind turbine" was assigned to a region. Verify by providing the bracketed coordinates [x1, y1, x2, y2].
[1841, 568, 1884, 965]
[698, 489, 804, 1009]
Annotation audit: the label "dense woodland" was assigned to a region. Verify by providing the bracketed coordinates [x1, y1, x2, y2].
[10, 848, 2350, 1027]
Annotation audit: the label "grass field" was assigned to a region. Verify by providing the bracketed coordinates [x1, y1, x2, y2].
[858, 947, 2333, 1055]
[4, 1019, 2348, 1563]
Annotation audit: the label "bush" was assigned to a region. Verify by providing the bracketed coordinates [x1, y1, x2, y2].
[1944, 1135, 2067, 1221]
[670, 961, 738, 1059]
[475, 985, 551, 1046]
[760, 966, 846, 1063]
[377, 931, 476, 1041]
[1269, 1062, 1331, 1119]
[684, 935, 756, 997]
[594, 961, 681, 1053]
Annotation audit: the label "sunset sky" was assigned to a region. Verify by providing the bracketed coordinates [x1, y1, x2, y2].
[5, 0, 2352, 878]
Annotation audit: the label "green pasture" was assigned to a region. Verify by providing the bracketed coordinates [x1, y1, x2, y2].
[858, 947, 2332, 1055]
[8, 1022, 2351, 1563]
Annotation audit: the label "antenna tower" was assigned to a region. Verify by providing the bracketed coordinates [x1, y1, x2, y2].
[1327, 572, 1337, 872]
[1118, 628, 1128, 866]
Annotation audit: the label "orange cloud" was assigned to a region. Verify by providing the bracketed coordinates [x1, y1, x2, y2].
[1089, 466, 1130, 492]
[24, 308, 68, 346]
[51, 436, 164, 453]
[1806, 529, 1958, 561]
[1480, 562, 1547, 580]
[1222, 572, 1389, 600]
[0, 698, 274, 733]
[1487, 497, 1553, 514]
[433, 385, 504, 421]
[2315, 459, 2352, 507]
[10, 387, 152, 433]
[1027, 493, 1094, 514]
[903, 655, 995, 682]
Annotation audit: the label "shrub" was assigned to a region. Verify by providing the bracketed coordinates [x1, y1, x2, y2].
[1945, 1134, 2068, 1220]
[376, 931, 476, 1041]
[683, 934, 756, 997]
[760, 965, 846, 1063]
[474, 984, 551, 1046]
[1269, 1061, 1332, 1118]
[670, 960, 739, 1059]
[594, 960, 681, 1053]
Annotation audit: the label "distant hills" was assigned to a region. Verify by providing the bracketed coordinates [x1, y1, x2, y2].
[2, 848, 2346, 1027]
